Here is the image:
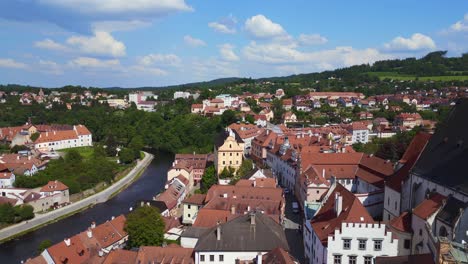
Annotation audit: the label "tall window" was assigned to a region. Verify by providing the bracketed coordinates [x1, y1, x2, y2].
[358, 239, 367, 250]
[374, 240, 382, 251]
[209, 255, 214, 262]
[219, 255, 224, 262]
[404, 239, 411, 249]
[343, 239, 351, 250]
[364, 256, 372, 264]
[348, 256, 357, 264]
[334, 255, 342, 264]
[200, 255, 205, 262]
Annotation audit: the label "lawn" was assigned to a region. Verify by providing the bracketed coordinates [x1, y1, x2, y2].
[60, 147, 95, 159]
[366, 72, 468, 81]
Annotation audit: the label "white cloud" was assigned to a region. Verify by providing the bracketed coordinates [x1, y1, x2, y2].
[34, 39, 69, 51]
[191, 58, 239, 80]
[243, 42, 393, 70]
[245, 14, 287, 39]
[449, 13, 468, 32]
[40, 0, 192, 14]
[184, 35, 206, 47]
[92, 20, 151, 32]
[129, 65, 167, 76]
[38, 60, 63, 75]
[219, 44, 239, 61]
[384, 33, 436, 51]
[0, 58, 28, 69]
[67, 31, 126, 57]
[208, 15, 237, 34]
[139, 54, 181, 66]
[209, 22, 236, 34]
[298, 34, 328, 45]
[69, 57, 120, 68]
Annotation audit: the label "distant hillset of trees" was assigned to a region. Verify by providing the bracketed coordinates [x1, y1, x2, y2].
[1, 51, 467, 94]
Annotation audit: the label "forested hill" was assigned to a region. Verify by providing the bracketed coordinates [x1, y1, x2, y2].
[1, 51, 467, 93]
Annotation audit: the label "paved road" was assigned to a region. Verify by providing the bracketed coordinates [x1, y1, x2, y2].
[283, 192, 305, 263]
[0, 152, 154, 242]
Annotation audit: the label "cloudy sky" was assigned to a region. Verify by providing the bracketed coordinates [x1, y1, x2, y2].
[0, 0, 467, 87]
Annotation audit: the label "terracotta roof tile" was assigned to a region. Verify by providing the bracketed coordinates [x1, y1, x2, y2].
[40, 180, 69, 192]
[413, 193, 446, 220]
[182, 193, 206, 205]
[389, 211, 412, 233]
[103, 249, 138, 264]
[311, 183, 374, 246]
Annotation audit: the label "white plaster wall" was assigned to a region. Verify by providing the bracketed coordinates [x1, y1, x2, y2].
[327, 222, 398, 264]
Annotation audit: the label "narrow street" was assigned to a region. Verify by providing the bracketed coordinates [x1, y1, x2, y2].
[283, 192, 305, 263]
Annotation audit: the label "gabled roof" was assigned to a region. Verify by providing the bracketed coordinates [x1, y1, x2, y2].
[40, 180, 68, 192]
[193, 209, 237, 228]
[310, 183, 374, 246]
[102, 249, 138, 264]
[182, 193, 206, 205]
[386, 133, 431, 192]
[194, 212, 289, 252]
[412, 193, 446, 220]
[411, 99, 468, 195]
[136, 245, 194, 264]
[262, 247, 297, 264]
[389, 211, 412, 233]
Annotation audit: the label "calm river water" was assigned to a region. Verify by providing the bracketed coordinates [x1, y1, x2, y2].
[0, 152, 173, 264]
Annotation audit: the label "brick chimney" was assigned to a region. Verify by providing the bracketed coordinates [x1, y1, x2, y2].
[230, 204, 236, 215]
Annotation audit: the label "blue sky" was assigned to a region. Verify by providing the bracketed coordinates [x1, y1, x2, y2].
[0, 0, 467, 88]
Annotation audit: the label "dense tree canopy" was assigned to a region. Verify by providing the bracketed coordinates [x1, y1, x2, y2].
[124, 206, 165, 248]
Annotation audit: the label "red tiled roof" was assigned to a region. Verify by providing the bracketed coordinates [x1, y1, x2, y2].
[182, 193, 206, 205]
[386, 133, 431, 192]
[311, 183, 374, 246]
[103, 249, 138, 264]
[136, 245, 194, 264]
[263, 247, 296, 264]
[75, 125, 92, 136]
[191, 104, 203, 108]
[413, 193, 446, 220]
[193, 209, 236, 227]
[91, 215, 127, 248]
[389, 211, 412, 233]
[40, 180, 69, 192]
[235, 178, 277, 188]
[162, 216, 182, 232]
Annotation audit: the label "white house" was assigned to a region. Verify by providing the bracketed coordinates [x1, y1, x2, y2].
[304, 183, 398, 264]
[216, 94, 238, 108]
[174, 91, 192, 99]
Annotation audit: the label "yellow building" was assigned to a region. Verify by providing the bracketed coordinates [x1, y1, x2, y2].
[215, 131, 244, 175]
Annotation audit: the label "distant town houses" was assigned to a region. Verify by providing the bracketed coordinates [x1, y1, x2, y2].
[0, 122, 93, 151]
[0, 180, 69, 212]
[128, 91, 158, 112]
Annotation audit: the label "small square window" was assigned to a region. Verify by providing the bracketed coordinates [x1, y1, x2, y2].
[358, 239, 366, 250]
[374, 240, 382, 251]
[343, 239, 351, 250]
[334, 255, 342, 264]
[364, 256, 372, 264]
[349, 256, 356, 264]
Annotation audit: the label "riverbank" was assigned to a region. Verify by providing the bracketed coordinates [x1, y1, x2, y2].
[0, 151, 154, 243]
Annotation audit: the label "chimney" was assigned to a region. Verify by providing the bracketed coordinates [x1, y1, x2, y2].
[64, 238, 71, 247]
[257, 253, 263, 264]
[46, 132, 48, 137]
[231, 205, 236, 215]
[250, 212, 256, 225]
[322, 169, 325, 179]
[335, 193, 343, 216]
[87, 228, 93, 238]
[28, 156, 31, 160]
[91, 222, 96, 229]
[216, 222, 221, 241]
[266, 129, 269, 135]
[253, 180, 256, 187]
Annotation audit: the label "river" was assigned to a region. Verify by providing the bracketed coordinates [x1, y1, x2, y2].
[0, 151, 173, 264]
